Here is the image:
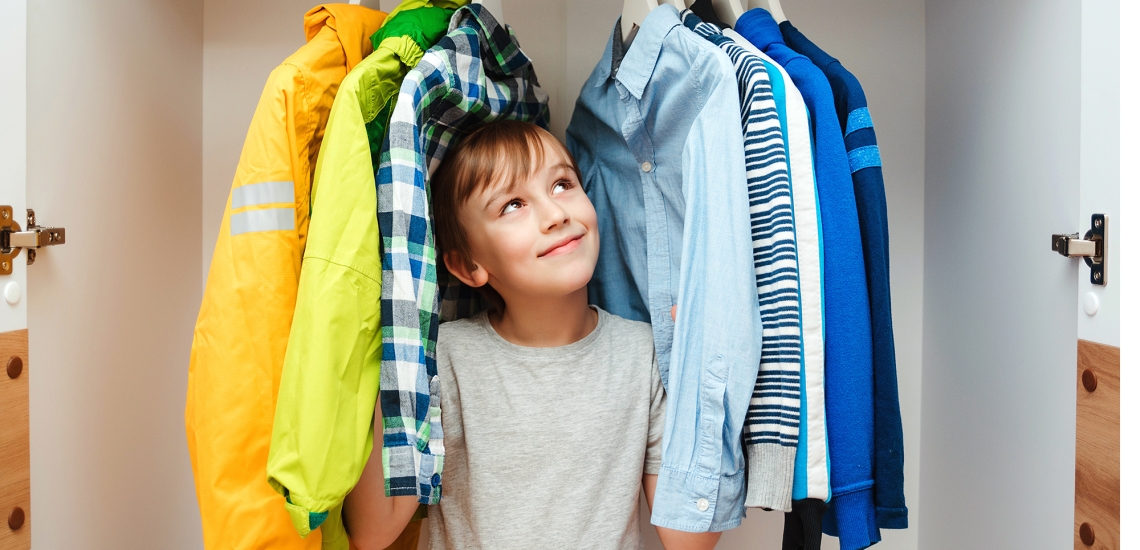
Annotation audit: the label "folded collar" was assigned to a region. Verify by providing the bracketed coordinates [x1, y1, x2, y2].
[602, 4, 681, 100]
[451, 3, 533, 77]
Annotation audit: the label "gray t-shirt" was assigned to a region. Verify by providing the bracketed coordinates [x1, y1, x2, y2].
[428, 307, 665, 549]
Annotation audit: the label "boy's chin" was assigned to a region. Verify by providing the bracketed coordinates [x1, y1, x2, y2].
[527, 270, 596, 299]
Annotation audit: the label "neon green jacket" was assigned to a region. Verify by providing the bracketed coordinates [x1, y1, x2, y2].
[266, 3, 465, 549]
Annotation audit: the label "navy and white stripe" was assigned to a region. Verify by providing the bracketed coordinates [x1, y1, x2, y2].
[683, 11, 802, 510]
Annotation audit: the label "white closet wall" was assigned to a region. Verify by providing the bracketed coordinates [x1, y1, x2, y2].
[27, 0, 205, 547]
[922, 0, 1081, 548]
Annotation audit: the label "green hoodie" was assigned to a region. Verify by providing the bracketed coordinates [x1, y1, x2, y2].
[266, 3, 465, 549]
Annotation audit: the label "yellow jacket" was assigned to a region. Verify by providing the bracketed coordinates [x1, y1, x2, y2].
[186, 5, 386, 549]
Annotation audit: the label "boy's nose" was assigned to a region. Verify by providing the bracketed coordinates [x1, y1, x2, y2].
[539, 200, 570, 231]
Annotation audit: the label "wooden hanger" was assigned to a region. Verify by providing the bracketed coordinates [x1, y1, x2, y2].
[711, 0, 746, 26]
[658, 0, 693, 9]
[622, 0, 658, 40]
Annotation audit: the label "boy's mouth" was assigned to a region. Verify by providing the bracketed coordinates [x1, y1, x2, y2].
[539, 234, 584, 258]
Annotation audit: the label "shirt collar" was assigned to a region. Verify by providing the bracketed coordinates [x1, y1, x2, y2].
[451, 3, 534, 77]
[603, 4, 681, 100]
[735, 8, 783, 50]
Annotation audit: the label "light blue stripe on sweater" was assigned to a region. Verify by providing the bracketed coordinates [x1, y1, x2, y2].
[845, 107, 873, 135]
[848, 145, 882, 172]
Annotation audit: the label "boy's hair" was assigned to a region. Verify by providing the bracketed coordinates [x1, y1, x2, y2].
[432, 120, 583, 290]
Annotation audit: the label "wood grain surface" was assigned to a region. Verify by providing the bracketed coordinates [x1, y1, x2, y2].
[0, 330, 28, 550]
[1074, 339, 1119, 550]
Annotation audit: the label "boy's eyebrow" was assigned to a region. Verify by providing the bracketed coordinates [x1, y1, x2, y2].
[480, 162, 575, 212]
[481, 181, 521, 212]
[546, 162, 576, 175]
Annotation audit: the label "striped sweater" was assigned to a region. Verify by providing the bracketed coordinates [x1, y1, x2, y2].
[682, 10, 800, 512]
[736, 9, 879, 550]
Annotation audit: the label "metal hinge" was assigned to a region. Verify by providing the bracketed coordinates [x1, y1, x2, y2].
[1051, 213, 1108, 285]
[0, 206, 66, 275]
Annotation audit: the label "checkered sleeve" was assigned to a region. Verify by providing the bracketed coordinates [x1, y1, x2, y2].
[377, 57, 446, 504]
[376, 4, 550, 504]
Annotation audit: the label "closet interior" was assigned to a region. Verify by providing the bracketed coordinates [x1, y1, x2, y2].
[20, 0, 1107, 548]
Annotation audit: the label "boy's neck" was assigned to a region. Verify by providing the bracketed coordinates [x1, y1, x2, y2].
[489, 287, 597, 348]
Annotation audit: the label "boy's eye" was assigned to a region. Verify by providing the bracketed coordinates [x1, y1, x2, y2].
[552, 180, 573, 194]
[501, 199, 523, 215]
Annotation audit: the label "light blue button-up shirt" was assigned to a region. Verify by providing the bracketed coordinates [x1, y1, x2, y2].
[565, 5, 764, 532]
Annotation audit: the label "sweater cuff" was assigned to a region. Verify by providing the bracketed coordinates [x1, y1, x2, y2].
[744, 443, 795, 512]
[876, 505, 909, 529]
[821, 483, 881, 550]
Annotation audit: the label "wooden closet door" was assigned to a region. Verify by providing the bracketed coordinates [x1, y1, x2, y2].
[1073, 340, 1119, 550]
[0, 330, 29, 549]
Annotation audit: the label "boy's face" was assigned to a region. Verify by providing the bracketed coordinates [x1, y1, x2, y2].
[455, 137, 599, 301]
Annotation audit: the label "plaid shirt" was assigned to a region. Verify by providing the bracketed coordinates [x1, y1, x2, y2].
[376, 3, 549, 504]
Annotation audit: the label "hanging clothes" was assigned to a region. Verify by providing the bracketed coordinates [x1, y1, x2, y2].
[185, 5, 384, 550]
[723, 25, 832, 513]
[565, 4, 761, 532]
[266, 2, 463, 549]
[735, 8, 880, 550]
[376, 3, 550, 504]
[681, 9, 800, 513]
[780, 20, 908, 532]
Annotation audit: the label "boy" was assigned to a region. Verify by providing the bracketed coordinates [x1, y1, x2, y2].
[344, 121, 721, 549]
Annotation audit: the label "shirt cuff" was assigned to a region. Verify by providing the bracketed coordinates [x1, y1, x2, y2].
[382, 444, 444, 504]
[648, 466, 745, 532]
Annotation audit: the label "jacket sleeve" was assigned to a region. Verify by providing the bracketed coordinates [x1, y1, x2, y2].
[187, 60, 324, 550]
[648, 49, 764, 533]
[266, 76, 383, 542]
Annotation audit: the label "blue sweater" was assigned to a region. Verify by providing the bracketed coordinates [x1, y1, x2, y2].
[735, 9, 879, 550]
[781, 20, 909, 532]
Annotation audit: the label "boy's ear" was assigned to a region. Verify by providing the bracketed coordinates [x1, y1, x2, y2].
[443, 250, 489, 289]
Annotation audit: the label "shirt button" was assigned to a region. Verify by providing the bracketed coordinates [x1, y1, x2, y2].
[431, 473, 441, 487]
[696, 498, 709, 512]
[641, 161, 653, 173]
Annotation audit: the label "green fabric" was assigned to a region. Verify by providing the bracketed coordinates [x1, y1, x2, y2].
[362, 6, 457, 170]
[266, 3, 465, 550]
[381, 0, 465, 27]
